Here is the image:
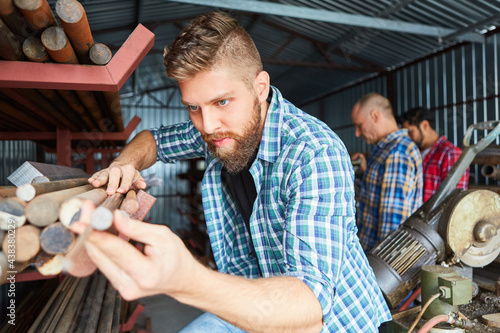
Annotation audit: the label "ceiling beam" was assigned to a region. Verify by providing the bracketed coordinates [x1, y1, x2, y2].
[166, 0, 484, 43]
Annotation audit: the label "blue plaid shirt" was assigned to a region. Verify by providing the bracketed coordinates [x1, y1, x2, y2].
[356, 129, 423, 252]
[151, 87, 391, 332]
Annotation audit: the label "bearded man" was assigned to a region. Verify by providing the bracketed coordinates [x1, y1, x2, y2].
[79, 11, 390, 332]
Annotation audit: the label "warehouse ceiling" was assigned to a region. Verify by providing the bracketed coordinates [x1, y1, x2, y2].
[53, 0, 500, 105]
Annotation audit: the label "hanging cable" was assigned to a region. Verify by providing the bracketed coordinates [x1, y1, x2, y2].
[406, 291, 442, 333]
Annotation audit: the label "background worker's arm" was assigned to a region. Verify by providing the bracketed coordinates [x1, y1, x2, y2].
[88, 130, 158, 194]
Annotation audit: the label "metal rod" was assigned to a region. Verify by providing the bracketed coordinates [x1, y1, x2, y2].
[59, 188, 108, 227]
[34, 251, 64, 276]
[0, 196, 26, 229]
[0, 0, 34, 39]
[16, 177, 90, 202]
[0, 17, 22, 60]
[91, 193, 124, 230]
[40, 222, 75, 254]
[1, 224, 41, 262]
[120, 189, 139, 215]
[14, 0, 56, 30]
[41, 26, 79, 64]
[56, 0, 93, 64]
[22, 35, 49, 61]
[25, 184, 94, 227]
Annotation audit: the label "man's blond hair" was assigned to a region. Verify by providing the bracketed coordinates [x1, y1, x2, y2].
[358, 93, 394, 120]
[163, 11, 262, 88]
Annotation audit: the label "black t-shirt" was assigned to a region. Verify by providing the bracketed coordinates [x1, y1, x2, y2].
[221, 150, 261, 275]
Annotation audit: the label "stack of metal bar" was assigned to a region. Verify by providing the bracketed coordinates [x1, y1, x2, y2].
[0, 0, 124, 136]
[26, 272, 121, 333]
[0, 162, 148, 284]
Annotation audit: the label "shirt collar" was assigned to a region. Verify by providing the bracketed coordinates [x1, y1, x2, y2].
[375, 129, 408, 151]
[257, 86, 283, 164]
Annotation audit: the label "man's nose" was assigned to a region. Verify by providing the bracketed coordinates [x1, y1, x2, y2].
[202, 109, 221, 135]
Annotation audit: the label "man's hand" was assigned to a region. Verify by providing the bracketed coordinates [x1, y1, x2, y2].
[70, 201, 199, 301]
[351, 153, 367, 173]
[88, 163, 147, 195]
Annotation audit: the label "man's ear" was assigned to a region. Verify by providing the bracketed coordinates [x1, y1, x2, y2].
[420, 120, 430, 131]
[370, 109, 380, 123]
[254, 71, 270, 103]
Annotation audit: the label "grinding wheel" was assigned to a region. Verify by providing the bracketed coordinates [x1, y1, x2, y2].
[444, 190, 500, 267]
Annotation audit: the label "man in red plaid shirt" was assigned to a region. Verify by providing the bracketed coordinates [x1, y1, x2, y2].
[399, 107, 469, 202]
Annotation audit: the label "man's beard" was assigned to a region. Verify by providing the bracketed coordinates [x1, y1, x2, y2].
[203, 98, 262, 174]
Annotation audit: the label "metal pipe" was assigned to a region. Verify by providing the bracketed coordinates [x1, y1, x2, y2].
[13, 0, 56, 30]
[0, 18, 22, 60]
[56, 0, 93, 64]
[481, 164, 500, 180]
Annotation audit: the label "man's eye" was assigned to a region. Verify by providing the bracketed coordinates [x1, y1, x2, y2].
[218, 99, 229, 106]
[188, 105, 199, 111]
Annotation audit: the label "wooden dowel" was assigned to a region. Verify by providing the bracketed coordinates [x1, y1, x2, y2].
[25, 184, 94, 227]
[22, 35, 48, 61]
[41, 25, 79, 64]
[91, 193, 124, 231]
[34, 251, 64, 276]
[56, 0, 93, 64]
[0, 197, 26, 229]
[120, 190, 139, 215]
[2, 224, 41, 262]
[16, 177, 90, 202]
[0, 17, 22, 60]
[14, 0, 56, 30]
[59, 188, 107, 227]
[40, 222, 75, 254]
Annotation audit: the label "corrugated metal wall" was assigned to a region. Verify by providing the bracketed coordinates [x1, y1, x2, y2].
[303, 32, 500, 186]
[121, 87, 193, 233]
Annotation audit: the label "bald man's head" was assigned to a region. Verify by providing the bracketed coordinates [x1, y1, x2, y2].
[352, 93, 398, 144]
[358, 93, 394, 120]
